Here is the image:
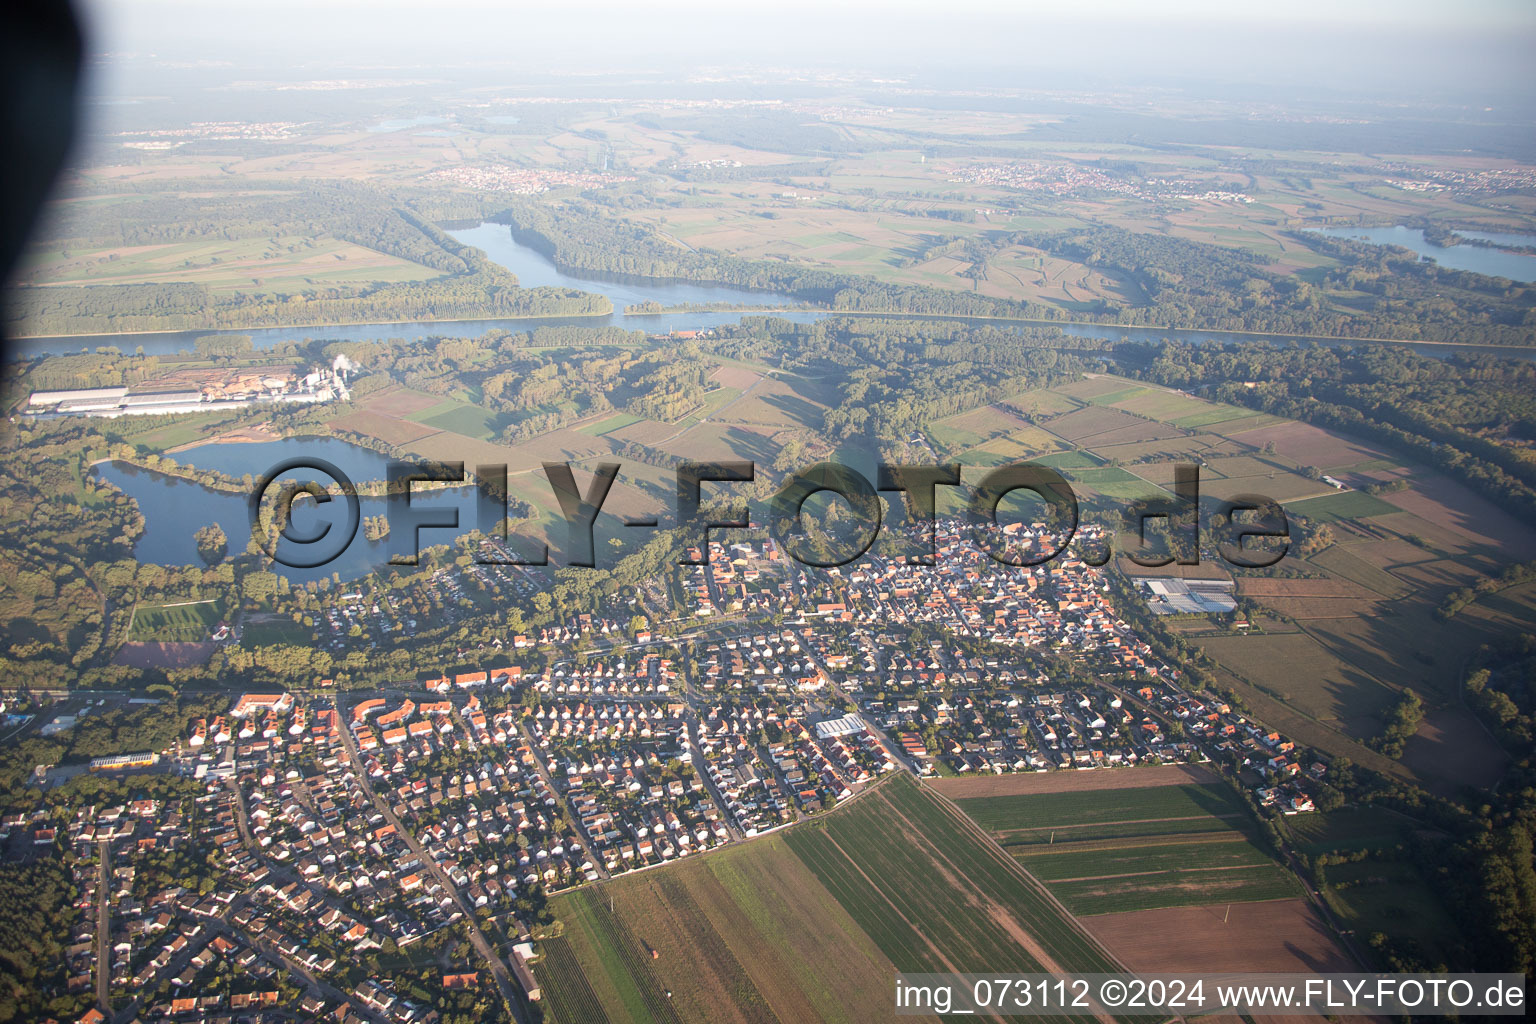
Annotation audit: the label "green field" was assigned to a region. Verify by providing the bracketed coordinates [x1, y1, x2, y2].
[1083, 384, 1152, 406]
[576, 412, 645, 437]
[1324, 860, 1466, 966]
[1169, 405, 1262, 430]
[1283, 805, 1411, 856]
[1020, 835, 1274, 880]
[1194, 632, 1399, 736]
[1288, 490, 1401, 522]
[957, 782, 1248, 832]
[409, 400, 503, 440]
[956, 781, 1303, 916]
[995, 814, 1245, 847]
[240, 617, 314, 647]
[783, 776, 1151, 1023]
[1048, 865, 1301, 916]
[127, 600, 221, 642]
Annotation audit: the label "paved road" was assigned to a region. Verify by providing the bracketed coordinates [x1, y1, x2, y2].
[684, 718, 745, 843]
[337, 708, 531, 1024]
[95, 840, 111, 1014]
[516, 719, 609, 879]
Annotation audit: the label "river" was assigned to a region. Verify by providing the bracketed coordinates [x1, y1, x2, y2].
[14, 222, 1536, 363]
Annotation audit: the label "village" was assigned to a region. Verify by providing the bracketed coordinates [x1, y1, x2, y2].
[7, 514, 1336, 1023]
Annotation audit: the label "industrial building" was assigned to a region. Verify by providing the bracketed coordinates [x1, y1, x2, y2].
[23, 364, 350, 419]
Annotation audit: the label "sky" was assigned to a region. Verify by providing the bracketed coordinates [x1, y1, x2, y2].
[75, 0, 1536, 107]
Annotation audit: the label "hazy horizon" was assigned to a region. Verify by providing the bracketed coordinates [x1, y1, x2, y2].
[73, 0, 1536, 112]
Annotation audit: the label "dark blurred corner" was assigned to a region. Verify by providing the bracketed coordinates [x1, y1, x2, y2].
[2, 0, 84, 357]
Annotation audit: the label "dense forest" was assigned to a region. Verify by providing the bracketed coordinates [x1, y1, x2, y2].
[732, 316, 1092, 444]
[1007, 226, 1536, 345]
[0, 858, 79, 1023]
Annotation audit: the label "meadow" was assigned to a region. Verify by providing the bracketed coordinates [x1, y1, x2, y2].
[126, 600, 222, 642]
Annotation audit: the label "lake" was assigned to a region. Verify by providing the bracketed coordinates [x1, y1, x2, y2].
[159, 436, 395, 482]
[1310, 225, 1536, 283]
[93, 446, 541, 586]
[368, 115, 450, 133]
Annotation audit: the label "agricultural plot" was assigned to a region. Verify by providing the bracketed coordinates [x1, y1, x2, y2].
[1234, 577, 1389, 621]
[954, 779, 1301, 916]
[1022, 836, 1275, 880]
[359, 386, 444, 418]
[1287, 490, 1400, 522]
[960, 436, 1035, 465]
[1051, 377, 1139, 402]
[1083, 899, 1353, 975]
[1225, 420, 1381, 470]
[1049, 866, 1300, 916]
[1108, 389, 1215, 422]
[1373, 473, 1536, 557]
[783, 775, 1153, 1024]
[709, 375, 827, 431]
[1202, 470, 1330, 503]
[1283, 806, 1411, 856]
[709, 365, 763, 390]
[931, 763, 1216, 799]
[652, 422, 780, 465]
[1203, 455, 1290, 478]
[1196, 411, 1286, 434]
[1045, 406, 1184, 447]
[575, 412, 644, 437]
[537, 935, 612, 1024]
[1065, 466, 1167, 501]
[1195, 632, 1398, 737]
[1089, 434, 1242, 465]
[607, 418, 684, 446]
[675, 384, 743, 426]
[327, 409, 440, 447]
[1032, 450, 1103, 470]
[931, 403, 1034, 445]
[1307, 544, 1411, 598]
[20, 235, 445, 294]
[127, 600, 221, 642]
[958, 781, 1247, 834]
[1080, 383, 1153, 407]
[1004, 389, 1081, 418]
[1167, 404, 1270, 430]
[407, 398, 503, 441]
[1324, 859, 1466, 968]
[539, 833, 932, 1024]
